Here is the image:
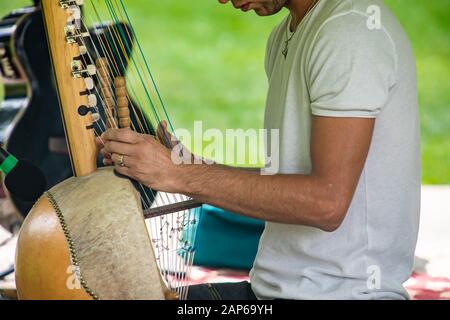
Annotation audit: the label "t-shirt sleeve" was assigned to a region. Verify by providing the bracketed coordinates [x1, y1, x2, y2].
[307, 12, 398, 118]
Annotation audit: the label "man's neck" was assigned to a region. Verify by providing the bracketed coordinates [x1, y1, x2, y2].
[286, 0, 317, 31]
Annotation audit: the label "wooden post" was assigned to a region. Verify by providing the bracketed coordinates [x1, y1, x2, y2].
[41, 0, 97, 176]
[114, 77, 131, 129]
[96, 58, 117, 129]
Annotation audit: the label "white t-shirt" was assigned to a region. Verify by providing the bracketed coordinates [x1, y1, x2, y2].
[250, 0, 421, 300]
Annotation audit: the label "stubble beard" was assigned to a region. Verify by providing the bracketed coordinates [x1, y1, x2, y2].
[255, 0, 289, 16]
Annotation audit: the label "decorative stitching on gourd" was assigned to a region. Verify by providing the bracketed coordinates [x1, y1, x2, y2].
[46, 191, 99, 300]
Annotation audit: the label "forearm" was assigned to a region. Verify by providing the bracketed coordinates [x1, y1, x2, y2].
[100, 119, 372, 232]
[176, 164, 343, 231]
[192, 153, 261, 173]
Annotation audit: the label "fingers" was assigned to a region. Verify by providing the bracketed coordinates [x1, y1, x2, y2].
[113, 160, 143, 182]
[101, 128, 146, 156]
[156, 120, 168, 145]
[95, 136, 104, 150]
[102, 128, 143, 144]
[113, 165, 134, 179]
[110, 153, 121, 166]
[103, 140, 138, 157]
[103, 158, 114, 166]
[103, 151, 135, 168]
[96, 135, 112, 166]
[99, 128, 162, 170]
[110, 153, 131, 167]
[157, 120, 178, 148]
[101, 148, 112, 160]
[100, 147, 113, 166]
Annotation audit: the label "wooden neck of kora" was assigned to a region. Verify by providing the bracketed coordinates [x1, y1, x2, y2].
[41, 0, 98, 177]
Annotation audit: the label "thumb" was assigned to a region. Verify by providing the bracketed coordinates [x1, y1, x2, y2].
[157, 120, 175, 148]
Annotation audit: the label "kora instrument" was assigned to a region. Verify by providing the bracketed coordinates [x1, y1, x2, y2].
[15, 0, 200, 300]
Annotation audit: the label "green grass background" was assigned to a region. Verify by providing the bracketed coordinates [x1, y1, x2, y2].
[0, 0, 448, 183]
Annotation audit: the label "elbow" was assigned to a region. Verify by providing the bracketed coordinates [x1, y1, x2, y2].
[318, 211, 345, 232]
[315, 195, 349, 233]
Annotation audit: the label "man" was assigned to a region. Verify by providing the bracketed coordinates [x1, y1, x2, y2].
[99, 0, 420, 299]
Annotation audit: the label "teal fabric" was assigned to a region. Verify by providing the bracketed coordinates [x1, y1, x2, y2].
[191, 205, 265, 271]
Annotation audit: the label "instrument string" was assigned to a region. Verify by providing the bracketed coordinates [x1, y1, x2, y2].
[101, 0, 191, 227]
[89, 4, 153, 136]
[92, 0, 181, 210]
[117, 0, 175, 134]
[74, 40, 117, 131]
[87, 1, 172, 164]
[89, 1, 181, 289]
[104, 2, 159, 138]
[100, 0, 164, 135]
[76, 9, 166, 225]
[83, 6, 182, 256]
[75, 17, 177, 287]
[69, 20, 119, 131]
[84, 17, 148, 135]
[81, 0, 198, 295]
[110, 0, 182, 157]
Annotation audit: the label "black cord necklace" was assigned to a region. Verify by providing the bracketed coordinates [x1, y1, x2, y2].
[282, 0, 319, 59]
[282, 25, 295, 59]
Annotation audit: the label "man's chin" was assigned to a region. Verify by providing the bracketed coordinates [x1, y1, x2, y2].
[253, 6, 284, 16]
[254, 8, 269, 16]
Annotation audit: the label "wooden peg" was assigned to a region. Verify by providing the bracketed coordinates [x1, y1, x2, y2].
[114, 76, 126, 87]
[114, 76, 131, 129]
[95, 58, 117, 128]
[115, 86, 127, 97]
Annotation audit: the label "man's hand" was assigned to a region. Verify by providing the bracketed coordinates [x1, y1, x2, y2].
[96, 122, 182, 193]
[96, 121, 174, 166]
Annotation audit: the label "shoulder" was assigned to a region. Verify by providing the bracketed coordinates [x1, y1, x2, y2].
[310, 0, 397, 51]
[306, 1, 401, 117]
[307, 0, 398, 72]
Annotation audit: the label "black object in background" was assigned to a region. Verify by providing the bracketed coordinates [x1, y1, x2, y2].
[0, 147, 47, 202]
[4, 159, 47, 202]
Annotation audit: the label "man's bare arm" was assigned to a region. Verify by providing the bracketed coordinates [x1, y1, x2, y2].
[175, 116, 375, 231]
[101, 116, 374, 232]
